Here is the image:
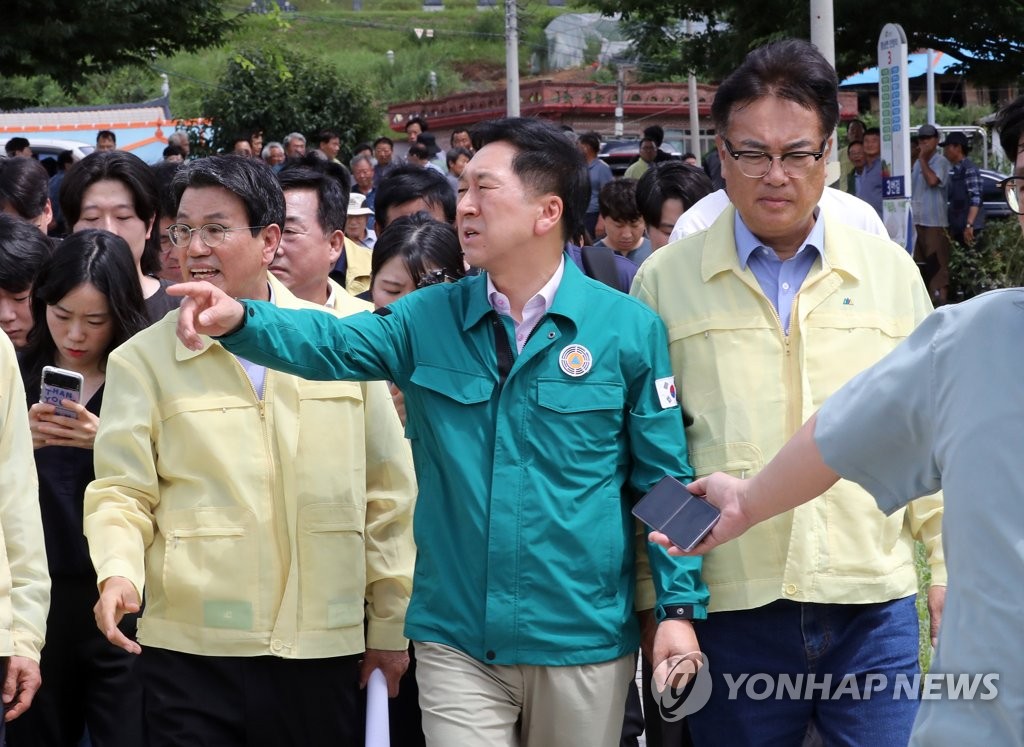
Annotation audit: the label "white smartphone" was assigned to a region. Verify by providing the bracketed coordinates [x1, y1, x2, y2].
[40, 365, 84, 419]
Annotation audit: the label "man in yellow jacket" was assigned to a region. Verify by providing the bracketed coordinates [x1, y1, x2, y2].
[0, 333, 50, 736]
[632, 39, 945, 745]
[84, 155, 416, 747]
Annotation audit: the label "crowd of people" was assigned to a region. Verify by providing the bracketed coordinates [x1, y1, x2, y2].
[0, 34, 1019, 747]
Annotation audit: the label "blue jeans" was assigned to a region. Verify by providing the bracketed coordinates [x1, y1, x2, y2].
[687, 596, 920, 747]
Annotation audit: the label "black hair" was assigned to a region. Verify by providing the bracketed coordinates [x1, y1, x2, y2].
[635, 161, 713, 229]
[353, 142, 373, 157]
[996, 95, 1024, 162]
[96, 130, 116, 144]
[0, 213, 53, 293]
[643, 125, 665, 147]
[578, 131, 602, 155]
[598, 179, 642, 222]
[59, 151, 162, 274]
[4, 137, 30, 156]
[57, 150, 75, 168]
[0, 157, 50, 221]
[847, 140, 864, 156]
[446, 147, 472, 167]
[172, 155, 285, 235]
[22, 229, 148, 393]
[318, 130, 339, 145]
[374, 165, 456, 228]
[371, 212, 464, 291]
[711, 38, 839, 138]
[373, 136, 395, 150]
[408, 143, 431, 161]
[864, 127, 881, 137]
[450, 128, 470, 148]
[405, 117, 428, 133]
[163, 145, 184, 159]
[150, 161, 184, 220]
[470, 117, 588, 242]
[276, 165, 350, 234]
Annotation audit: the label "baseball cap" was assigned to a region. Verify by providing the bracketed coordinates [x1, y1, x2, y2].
[918, 124, 939, 138]
[347, 193, 374, 217]
[940, 131, 969, 148]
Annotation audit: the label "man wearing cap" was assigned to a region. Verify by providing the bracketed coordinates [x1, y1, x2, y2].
[345, 193, 376, 251]
[942, 132, 985, 248]
[912, 124, 952, 303]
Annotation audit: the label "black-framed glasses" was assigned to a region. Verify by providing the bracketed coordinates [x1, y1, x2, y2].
[998, 177, 1024, 215]
[723, 138, 828, 179]
[416, 269, 458, 289]
[167, 223, 267, 248]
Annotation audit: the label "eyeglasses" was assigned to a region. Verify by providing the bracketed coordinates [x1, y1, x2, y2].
[723, 138, 828, 179]
[998, 177, 1024, 215]
[416, 269, 458, 289]
[167, 223, 267, 248]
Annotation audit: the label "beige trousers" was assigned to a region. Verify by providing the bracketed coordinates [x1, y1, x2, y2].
[414, 641, 635, 747]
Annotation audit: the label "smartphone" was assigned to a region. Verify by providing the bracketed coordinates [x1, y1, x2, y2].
[632, 475, 720, 552]
[40, 365, 84, 419]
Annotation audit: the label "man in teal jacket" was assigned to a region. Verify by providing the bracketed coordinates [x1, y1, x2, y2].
[171, 117, 706, 747]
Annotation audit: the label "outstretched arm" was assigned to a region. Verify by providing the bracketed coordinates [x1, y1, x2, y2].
[167, 281, 245, 349]
[653, 413, 840, 556]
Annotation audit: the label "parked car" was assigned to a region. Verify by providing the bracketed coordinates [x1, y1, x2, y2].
[979, 168, 1012, 220]
[598, 138, 683, 176]
[0, 137, 94, 165]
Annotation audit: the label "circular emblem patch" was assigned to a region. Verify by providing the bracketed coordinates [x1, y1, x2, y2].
[559, 344, 593, 377]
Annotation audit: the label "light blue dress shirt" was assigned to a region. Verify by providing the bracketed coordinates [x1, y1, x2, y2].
[734, 211, 825, 334]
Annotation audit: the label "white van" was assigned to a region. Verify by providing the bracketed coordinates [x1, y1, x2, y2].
[0, 137, 94, 164]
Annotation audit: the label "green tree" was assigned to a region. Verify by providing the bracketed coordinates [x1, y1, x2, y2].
[586, 0, 1024, 85]
[201, 46, 382, 156]
[0, 0, 235, 109]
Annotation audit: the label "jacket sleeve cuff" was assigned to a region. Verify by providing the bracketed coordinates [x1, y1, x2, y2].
[365, 620, 409, 652]
[928, 562, 948, 587]
[95, 561, 145, 602]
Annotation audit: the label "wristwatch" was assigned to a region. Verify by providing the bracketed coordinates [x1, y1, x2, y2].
[966, 223, 974, 228]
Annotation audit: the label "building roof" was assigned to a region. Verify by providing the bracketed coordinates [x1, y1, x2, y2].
[0, 98, 171, 133]
[841, 51, 962, 87]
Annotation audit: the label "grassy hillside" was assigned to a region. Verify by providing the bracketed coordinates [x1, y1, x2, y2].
[16, 1, 572, 119]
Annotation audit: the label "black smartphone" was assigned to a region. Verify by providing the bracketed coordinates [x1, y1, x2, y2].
[632, 475, 720, 552]
[40, 365, 84, 419]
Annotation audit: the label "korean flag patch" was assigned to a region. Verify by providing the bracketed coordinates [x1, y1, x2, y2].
[655, 376, 678, 409]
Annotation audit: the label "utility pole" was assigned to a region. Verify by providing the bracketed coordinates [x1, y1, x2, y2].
[685, 21, 700, 164]
[926, 49, 936, 124]
[809, 0, 838, 180]
[505, 0, 520, 116]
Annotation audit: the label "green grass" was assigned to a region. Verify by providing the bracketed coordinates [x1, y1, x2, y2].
[915, 541, 933, 674]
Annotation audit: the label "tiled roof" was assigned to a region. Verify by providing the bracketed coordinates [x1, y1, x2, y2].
[0, 98, 172, 132]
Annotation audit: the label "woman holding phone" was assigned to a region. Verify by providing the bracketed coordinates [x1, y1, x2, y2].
[13, 230, 147, 747]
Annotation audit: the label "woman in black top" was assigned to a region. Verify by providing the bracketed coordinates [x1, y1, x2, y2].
[59, 150, 182, 324]
[12, 230, 148, 747]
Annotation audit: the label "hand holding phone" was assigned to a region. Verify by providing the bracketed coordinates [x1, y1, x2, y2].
[40, 365, 84, 420]
[632, 476, 721, 552]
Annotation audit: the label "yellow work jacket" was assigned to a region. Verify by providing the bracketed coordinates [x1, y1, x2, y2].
[0, 335, 49, 660]
[85, 275, 416, 658]
[344, 238, 373, 297]
[632, 205, 946, 612]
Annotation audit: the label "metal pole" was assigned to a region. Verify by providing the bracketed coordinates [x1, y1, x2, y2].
[615, 67, 625, 137]
[505, 0, 520, 117]
[685, 20, 701, 164]
[809, 0, 838, 178]
[926, 48, 936, 125]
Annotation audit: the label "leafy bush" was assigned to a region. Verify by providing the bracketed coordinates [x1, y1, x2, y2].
[201, 46, 382, 156]
[949, 218, 1024, 301]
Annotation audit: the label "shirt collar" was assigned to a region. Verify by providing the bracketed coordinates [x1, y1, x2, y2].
[734, 208, 825, 269]
[486, 255, 565, 318]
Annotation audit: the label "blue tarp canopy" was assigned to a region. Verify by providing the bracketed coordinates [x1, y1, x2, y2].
[840, 50, 962, 86]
